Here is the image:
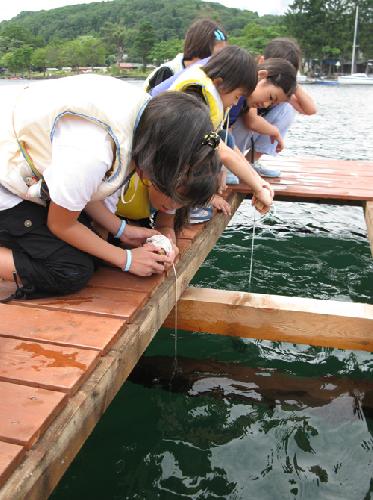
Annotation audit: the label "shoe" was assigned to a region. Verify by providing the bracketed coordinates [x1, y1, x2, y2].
[189, 206, 213, 224]
[253, 162, 281, 178]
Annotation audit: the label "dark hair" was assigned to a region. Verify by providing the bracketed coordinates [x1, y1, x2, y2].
[264, 37, 301, 72]
[183, 18, 228, 61]
[257, 58, 297, 97]
[202, 45, 257, 95]
[132, 92, 220, 207]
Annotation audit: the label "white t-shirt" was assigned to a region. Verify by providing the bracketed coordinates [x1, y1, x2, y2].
[0, 116, 115, 211]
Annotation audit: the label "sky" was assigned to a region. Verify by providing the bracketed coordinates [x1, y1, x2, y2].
[0, 0, 292, 23]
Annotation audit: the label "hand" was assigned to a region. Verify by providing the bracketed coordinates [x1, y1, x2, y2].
[142, 242, 179, 270]
[211, 194, 231, 216]
[252, 183, 274, 214]
[127, 245, 169, 276]
[120, 224, 160, 248]
[270, 129, 285, 153]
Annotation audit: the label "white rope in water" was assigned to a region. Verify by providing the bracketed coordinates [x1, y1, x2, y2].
[247, 203, 277, 292]
[170, 263, 178, 382]
[248, 209, 256, 292]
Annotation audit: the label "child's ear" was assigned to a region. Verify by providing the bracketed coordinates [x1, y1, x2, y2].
[258, 55, 265, 64]
[213, 77, 224, 89]
[258, 69, 268, 80]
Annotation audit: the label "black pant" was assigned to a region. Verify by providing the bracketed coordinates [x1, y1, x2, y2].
[0, 201, 95, 298]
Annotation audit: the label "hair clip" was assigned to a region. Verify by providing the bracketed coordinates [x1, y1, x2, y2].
[201, 131, 220, 149]
[214, 29, 226, 41]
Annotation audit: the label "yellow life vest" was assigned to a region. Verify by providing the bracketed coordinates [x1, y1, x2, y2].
[170, 65, 224, 130]
[0, 74, 149, 204]
[116, 172, 151, 220]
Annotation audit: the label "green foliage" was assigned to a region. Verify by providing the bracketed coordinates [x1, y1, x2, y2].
[132, 21, 155, 65]
[285, 0, 373, 60]
[149, 38, 183, 64]
[230, 22, 286, 55]
[100, 22, 128, 64]
[0, 45, 33, 74]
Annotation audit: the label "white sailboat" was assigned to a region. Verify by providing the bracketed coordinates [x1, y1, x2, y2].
[338, 5, 373, 85]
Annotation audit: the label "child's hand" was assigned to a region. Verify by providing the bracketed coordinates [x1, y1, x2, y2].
[211, 194, 231, 216]
[270, 128, 285, 152]
[128, 245, 169, 276]
[120, 225, 160, 248]
[142, 241, 179, 271]
[252, 183, 274, 214]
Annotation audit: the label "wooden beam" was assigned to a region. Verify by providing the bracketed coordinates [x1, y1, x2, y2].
[0, 193, 244, 500]
[364, 201, 373, 257]
[163, 287, 373, 352]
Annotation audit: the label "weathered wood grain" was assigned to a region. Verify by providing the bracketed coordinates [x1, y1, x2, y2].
[0, 382, 65, 448]
[364, 201, 373, 257]
[0, 194, 244, 500]
[0, 337, 99, 393]
[0, 304, 123, 352]
[164, 287, 373, 352]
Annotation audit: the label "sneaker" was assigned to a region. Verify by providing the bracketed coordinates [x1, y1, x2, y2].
[189, 206, 213, 224]
[253, 162, 281, 178]
[226, 171, 240, 185]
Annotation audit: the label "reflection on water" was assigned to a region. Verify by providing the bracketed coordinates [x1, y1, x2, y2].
[10, 79, 370, 499]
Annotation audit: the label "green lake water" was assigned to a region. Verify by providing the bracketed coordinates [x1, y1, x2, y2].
[50, 84, 373, 499]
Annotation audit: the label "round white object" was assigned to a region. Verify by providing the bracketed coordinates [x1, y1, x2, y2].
[146, 234, 173, 255]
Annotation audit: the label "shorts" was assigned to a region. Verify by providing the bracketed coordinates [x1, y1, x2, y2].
[0, 201, 95, 298]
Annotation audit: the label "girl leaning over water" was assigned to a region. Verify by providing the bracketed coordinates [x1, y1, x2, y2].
[0, 74, 221, 300]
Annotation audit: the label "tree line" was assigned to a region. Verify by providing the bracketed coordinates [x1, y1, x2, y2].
[0, 0, 371, 75]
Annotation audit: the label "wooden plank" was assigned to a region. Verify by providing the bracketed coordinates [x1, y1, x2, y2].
[178, 222, 207, 240]
[15, 287, 148, 320]
[164, 287, 373, 352]
[261, 156, 373, 171]
[0, 442, 24, 487]
[87, 267, 164, 295]
[0, 303, 123, 352]
[0, 382, 65, 448]
[230, 182, 373, 201]
[0, 337, 99, 392]
[364, 201, 373, 257]
[0, 193, 245, 500]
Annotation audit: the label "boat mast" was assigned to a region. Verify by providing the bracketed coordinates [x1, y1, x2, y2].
[351, 4, 359, 75]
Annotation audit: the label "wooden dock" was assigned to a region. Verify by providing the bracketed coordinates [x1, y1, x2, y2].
[0, 157, 372, 499]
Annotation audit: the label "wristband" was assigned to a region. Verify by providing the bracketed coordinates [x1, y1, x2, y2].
[123, 249, 132, 272]
[114, 219, 127, 239]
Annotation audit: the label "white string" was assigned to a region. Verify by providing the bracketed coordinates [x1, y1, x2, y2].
[248, 209, 256, 292]
[247, 203, 277, 292]
[170, 263, 178, 382]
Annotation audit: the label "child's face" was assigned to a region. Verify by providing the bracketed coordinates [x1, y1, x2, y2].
[247, 80, 288, 109]
[219, 87, 247, 110]
[148, 183, 183, 212]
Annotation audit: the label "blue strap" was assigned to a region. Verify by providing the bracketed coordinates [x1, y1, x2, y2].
[114, 219, 127, 239]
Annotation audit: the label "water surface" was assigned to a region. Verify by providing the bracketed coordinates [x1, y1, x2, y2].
[4, 81, 371, 499]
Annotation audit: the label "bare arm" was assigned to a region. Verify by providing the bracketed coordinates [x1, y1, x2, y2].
[218, 141, 274, 213]
[243, 109, 284, 152]
[290, 85, 317, 115]
[47, 202, 168, 276]
[85, 200, 159, 247]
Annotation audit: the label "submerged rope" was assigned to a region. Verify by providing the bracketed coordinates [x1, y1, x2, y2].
[247, 203, 277, 293]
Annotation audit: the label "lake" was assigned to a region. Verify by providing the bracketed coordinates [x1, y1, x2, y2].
[2, 80, 373, 499]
